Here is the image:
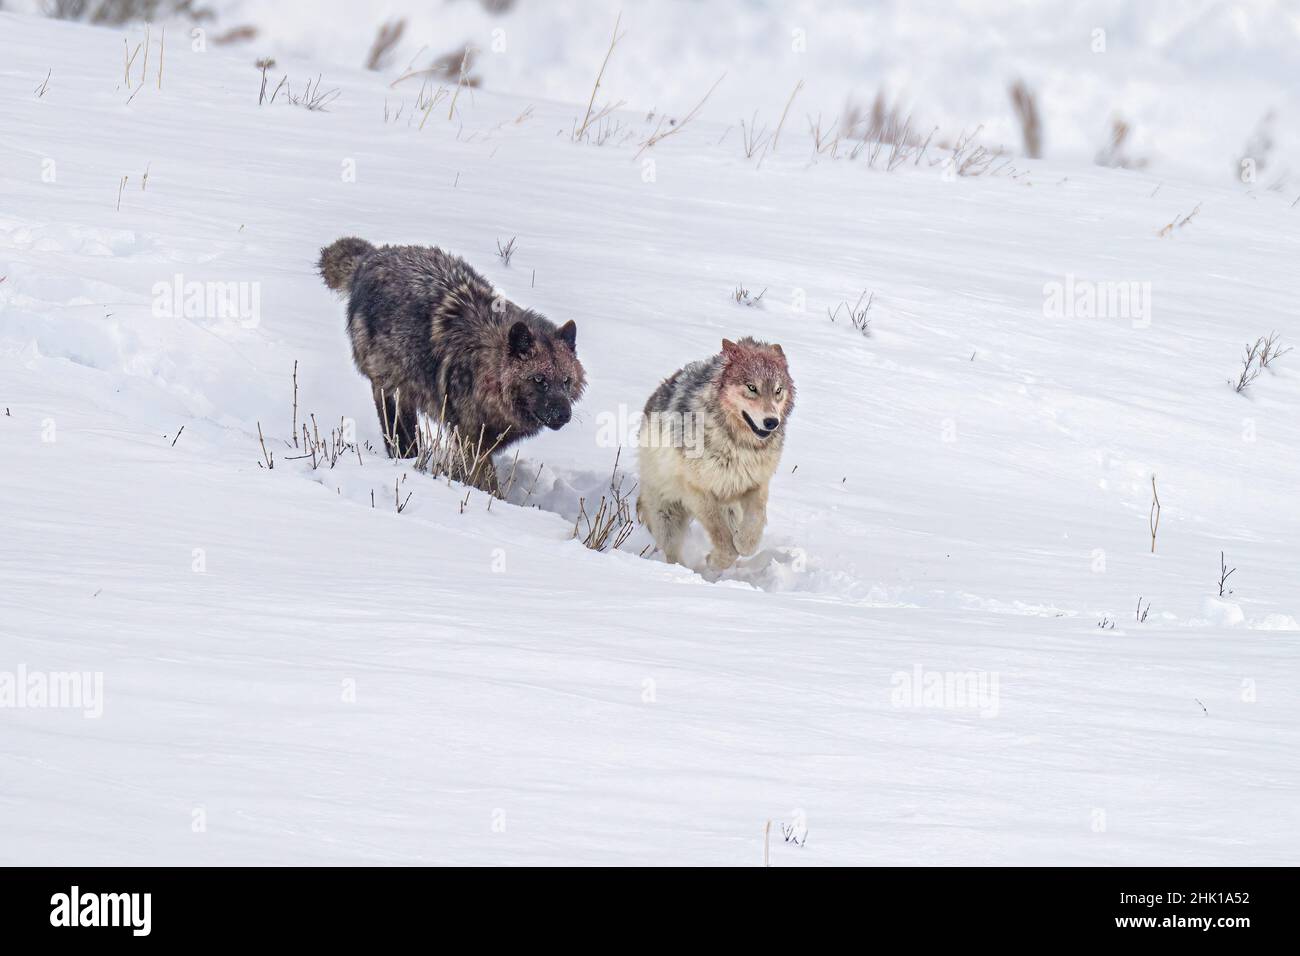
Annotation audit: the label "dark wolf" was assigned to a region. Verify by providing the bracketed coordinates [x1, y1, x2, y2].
[319, 237, 586, 491]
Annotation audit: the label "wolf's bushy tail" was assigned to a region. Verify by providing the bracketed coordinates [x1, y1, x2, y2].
[318, 237, 375, 293]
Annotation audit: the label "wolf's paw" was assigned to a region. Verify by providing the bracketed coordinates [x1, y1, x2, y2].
[733, 523, 764, 556]
[706, 545, 739, 572]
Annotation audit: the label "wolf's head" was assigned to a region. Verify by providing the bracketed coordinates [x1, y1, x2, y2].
[502, 316, 587, 432]
[717, 337, 794, 444]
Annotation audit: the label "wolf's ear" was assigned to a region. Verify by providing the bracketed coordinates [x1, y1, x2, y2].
[771, 343, 785, 357]
[508, 321, 535, 357]
[557, 319, 577, 351]
[722, 338, 739, 357]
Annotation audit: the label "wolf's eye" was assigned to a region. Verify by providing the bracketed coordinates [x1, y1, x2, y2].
[563, 376, 571, 385]
[746, 383, 758, 394]
[534, 375, 545, 384]
[775, 385, 783, 396]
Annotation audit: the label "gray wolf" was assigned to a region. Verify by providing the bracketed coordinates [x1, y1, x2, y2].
[319, 237, 586, 491]
[636, 337, 794, 571]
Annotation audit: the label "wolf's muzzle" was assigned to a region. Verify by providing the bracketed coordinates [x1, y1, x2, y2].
[741, 411, 775, 438]
[544, 405, 572, 429]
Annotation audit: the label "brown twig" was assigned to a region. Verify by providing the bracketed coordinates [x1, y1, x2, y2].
[573, 449, 639, 551]
[636, 73, 725, 158]
[768, 79, 804, 155]
[574, 13, 625, 142]
[1149, 475, 1161, 553]
[257, 422, 274, 468]
[447, 46, 475, 121]
[1218, 551, 1236, 596]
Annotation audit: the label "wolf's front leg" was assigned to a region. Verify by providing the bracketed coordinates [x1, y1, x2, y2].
[688, 492, 740, 571]
[372, 384, 419, 458]
[732, 484, 769, 556]
[639, 495, 690, 566]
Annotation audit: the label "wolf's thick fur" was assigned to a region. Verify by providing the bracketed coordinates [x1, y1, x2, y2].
[319, 237, 586, 491]
[637, 338, 794, 571]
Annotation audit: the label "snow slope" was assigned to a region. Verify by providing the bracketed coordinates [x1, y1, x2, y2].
[13, 0, 1300, 189]
[1, 11, 1299, 865]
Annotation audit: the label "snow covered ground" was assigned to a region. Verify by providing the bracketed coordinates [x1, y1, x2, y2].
[2, 7, 1299, 865]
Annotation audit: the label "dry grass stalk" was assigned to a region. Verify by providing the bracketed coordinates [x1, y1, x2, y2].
[213, 25, 258, 45]
[768, 79, 804, 154]
[446, 46, 477, 120]
[257, 421, 274, 468]
[391, 45, 480, 90]
[1234, 338, 1264, 393]
[366, 19, 406, 71]
[636, 73, 725, 157]
[418, 84, 450, 130]
[1233, 332, 1290, 392]
[828, 291, 873, 335]
[573, 450, 638, 552]
[1218, 551, 1236, 597]
[256, 58, 274, 104]
[123, 37, 142, 86]
[1149, 475, 1160, 553]
[287, 74, 340, 111]
[1009, 79, 1041, 158]
[573, 13, 626, 142]
[947, 126, 1001, 177]
[496, 236, 517, 266]
[1259, 331, 1293, 369]
[845, 89, 924, 148]
[405, 402, 511, 496]
[740, 111, 771, 159]
[808, 113, 840, 158]
[1096, 117, 1148, 169]
[1157, 203, 1200, 237]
